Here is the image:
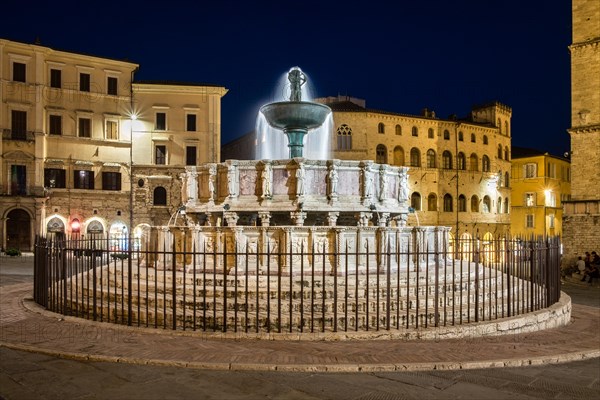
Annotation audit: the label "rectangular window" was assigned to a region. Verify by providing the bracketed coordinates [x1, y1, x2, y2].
[155, 145, 167, 165]
[525, 192, 535, 207]
[11, 110, 27, 140]
[102, 172, 121, 191]
[79, 73, 90, 92]
[107, 77, 118, 95]
[549, 214, 555, 229]
[11, 165, 27, 195]
[49, 115, 62, 135]
[155, 113, 166, 130]
[524, 163, 537, 178]
[186, 114, 197, 131]
[106, 120, 118, 140]
[548, 163, 556, 179]
[74, 170, 94, 189]
[186, 146, 197, 166]
[50, 69, 62, 88]
[78, 118, 91, 138]
[545, 191, 556, 207]
[13, 62, 26, 82]
[44, 168, 66, 188]
[526, 214, 534, 228]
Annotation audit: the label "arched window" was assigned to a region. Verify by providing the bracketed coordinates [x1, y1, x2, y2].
[411, 192, 421, 211]
[153, 186, 167, 205]
[376, 144, 387, 164]
[505, 121, 509, 136]
[457, 152, 466, 170]
[471, 195, 479, 212]
[498, 144, 503, 159]
[458, 131, 464, 141]
[411, 126, 418, 137]
[482, 155, 490, 172]
[428, 128, 434, 138]
[427, 193, 437, 211]
[504, 146, 509, 161]
[444, 130, 450, 140]
[47, 217, 65, 233]
[378, 123, 385, 134]
[426, 149, 436, 168]
[442, 151, 453, 169]
[395, 124, 402, 135]
[471, 133, 476, 143]
[458, 195, 467, 212]
[86, 220, 104, 234]
[498, 170, 503, 187]
[336, 124, 352, 150]
[497, 197, 502, 213]
[393, 146, 404, 166]
[505, 171, 510, 187]
[469, 153, 479, 171]
[483, 196, 491, 213]
[504, 198, 509, 213]
[497, 118, 502, 132]
[443, 194, 453, 212]
[483, 135, 488, 145]
[410, 148, 421, 167]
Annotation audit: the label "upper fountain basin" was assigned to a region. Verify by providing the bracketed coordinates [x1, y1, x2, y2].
[260, 101, 331, 132]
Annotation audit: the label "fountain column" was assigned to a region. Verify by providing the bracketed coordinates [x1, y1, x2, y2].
[258, 211, 271, 227]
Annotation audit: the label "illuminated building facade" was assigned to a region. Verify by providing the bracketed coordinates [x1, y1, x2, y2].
[509, 147, 571, 238]
[0, 39, 227, 251]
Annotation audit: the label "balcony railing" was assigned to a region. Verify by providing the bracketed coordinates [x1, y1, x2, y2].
[2, 129, 36, 142]
[0, 184, 46, 197]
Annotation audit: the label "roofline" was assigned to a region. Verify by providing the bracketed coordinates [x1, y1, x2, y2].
[1, 37, 139, 67]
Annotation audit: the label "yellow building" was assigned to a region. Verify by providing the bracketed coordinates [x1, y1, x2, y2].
[510, 147, 571, 238]
[0, 39, 227, 251]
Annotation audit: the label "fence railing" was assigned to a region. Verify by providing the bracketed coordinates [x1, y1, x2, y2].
[33, 235, 561, 334]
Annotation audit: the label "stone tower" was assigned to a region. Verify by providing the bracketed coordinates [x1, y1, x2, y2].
[562, 0, 600, 263]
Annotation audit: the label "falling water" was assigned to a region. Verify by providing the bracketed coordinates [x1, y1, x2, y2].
[255, 69, 332, 160]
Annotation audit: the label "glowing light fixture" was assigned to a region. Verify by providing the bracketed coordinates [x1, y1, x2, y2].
[71, 218, 81, 233]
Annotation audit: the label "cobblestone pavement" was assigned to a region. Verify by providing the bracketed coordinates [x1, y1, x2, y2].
[1, 254, 599, 399]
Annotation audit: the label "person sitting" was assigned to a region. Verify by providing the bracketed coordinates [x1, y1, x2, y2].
[581, 262, 599, 285]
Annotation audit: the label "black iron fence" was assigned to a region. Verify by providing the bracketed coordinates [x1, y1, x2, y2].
[33, 234, 561, 334]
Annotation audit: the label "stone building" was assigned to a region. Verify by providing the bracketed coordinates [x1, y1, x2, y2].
[510, 147, 571, 238]
[223, 96, 513, 243]
[0, 39, 227, 251]
[562, 0, 600, 264]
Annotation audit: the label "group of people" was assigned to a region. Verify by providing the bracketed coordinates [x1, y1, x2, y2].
[573, 251, 600, 285]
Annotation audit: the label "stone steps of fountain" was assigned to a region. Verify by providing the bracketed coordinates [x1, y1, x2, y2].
[65, 270, 524, 308]
[64, 280, 534, 320]
[63, 295, 540, 333]
[94, 264, 519, 291]
[58, 262, 544, 333]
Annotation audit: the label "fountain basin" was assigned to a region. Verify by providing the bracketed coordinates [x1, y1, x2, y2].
[260, 101, 331, 132]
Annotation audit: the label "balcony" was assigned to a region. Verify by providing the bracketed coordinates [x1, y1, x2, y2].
[0, 184, 46, 197]
[2, 129, 35, 142]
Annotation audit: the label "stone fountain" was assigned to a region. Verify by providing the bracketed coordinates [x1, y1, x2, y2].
[172, 67, 448, 276]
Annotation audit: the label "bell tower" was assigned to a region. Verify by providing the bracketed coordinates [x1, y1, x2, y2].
[562, 0, 600, 263]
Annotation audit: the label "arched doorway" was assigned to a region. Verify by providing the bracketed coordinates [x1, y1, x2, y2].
[6, 209, 31, 251]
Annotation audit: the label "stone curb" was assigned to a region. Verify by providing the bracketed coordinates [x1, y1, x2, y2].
[1, 341, 598, 373]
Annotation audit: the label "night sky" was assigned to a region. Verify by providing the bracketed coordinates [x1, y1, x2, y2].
[2, 0, 572, 156]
